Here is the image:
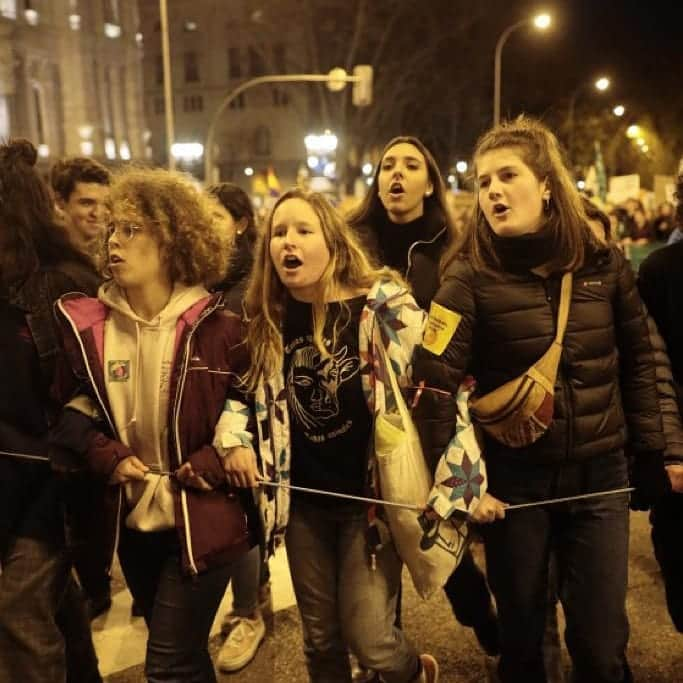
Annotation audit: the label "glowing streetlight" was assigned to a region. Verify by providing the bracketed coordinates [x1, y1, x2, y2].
[613, 104, 625, 117]
[170, 142, 204, 162]
[304, 131, 338, 155]
[567, 75, 611, 162]
[626, 124, 641, 139]
[456, 160, 468, 174]
[493, 12, 552, 125]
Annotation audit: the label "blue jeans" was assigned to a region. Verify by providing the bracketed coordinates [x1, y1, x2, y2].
[483, 453, 631, 683]
[230, 543, 262, 615]
[0, 534, 100, 683]
[285, 498, 420, 683]
[118, 528, 233, 683]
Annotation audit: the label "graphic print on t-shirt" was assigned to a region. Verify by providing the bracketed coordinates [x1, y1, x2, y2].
[286, 338, 360, 436]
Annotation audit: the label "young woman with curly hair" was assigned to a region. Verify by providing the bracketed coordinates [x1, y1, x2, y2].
[51, 167, 259, 682]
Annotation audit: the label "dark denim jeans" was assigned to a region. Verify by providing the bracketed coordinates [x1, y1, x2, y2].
[651, 491, 683, 632]
[230, 543, 261, 616]
[118, 527, 232, 683]
[0, 534, 100, 683]
[483, 453, 631, 683]
[285, 498, 420, 683]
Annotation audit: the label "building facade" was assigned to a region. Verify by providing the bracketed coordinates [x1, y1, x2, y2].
[0, 0, 147, 167]
[138, 0, 311, 190]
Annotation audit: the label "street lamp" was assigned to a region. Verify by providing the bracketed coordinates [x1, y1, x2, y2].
[493, 12, 551, 126]
[204, 66, 372, 183]
[567, 75, 611, 163]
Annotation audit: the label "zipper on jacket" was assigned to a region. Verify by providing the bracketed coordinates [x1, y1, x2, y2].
[544, 278, 574, 463]
[57, 299, 124, 574]
[405, 226, 447, 283]
[172, 298, 223, 575]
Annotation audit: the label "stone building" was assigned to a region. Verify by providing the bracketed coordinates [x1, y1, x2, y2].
[0, 0, 147, 167]
[138, 0, 311, 189]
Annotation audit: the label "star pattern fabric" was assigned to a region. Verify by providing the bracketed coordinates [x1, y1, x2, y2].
[429, 378, 489, 519]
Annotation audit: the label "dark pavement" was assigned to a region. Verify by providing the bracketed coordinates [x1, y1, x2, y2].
[105, 510, 682, 682]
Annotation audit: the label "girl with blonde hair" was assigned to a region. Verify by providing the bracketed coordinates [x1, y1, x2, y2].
[228, 188, 439, 682]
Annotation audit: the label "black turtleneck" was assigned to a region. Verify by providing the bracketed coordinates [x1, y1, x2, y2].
[489, 222, 559, 274]
[374, 209, 444, 274]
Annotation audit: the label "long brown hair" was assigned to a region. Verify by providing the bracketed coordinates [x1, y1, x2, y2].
[346, 136, 458, 258]
[442, 116, 600, 273]
[243, 188, 401, 389]
[0, 138, 90, 288]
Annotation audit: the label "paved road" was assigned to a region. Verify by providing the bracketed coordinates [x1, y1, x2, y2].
[105, 511, 682, 682]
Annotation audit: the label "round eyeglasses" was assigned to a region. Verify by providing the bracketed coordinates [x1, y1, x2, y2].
[106, 222, 143, 243]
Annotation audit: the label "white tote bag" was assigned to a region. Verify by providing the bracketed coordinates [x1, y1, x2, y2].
[373, 338, 470, 600]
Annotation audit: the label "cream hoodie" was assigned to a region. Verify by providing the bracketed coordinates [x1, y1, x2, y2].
[99, 280, 210, 531]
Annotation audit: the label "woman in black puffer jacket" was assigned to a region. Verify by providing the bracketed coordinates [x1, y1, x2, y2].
[413, 117, 669, 683]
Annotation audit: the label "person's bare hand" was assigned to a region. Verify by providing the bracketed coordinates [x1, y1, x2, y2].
[666, 464, 683, 493]
[109, 455, 148, 484]
[223, 446, 259, 488]
[175, 462, 212, 491]
[469, 492, 507, 524]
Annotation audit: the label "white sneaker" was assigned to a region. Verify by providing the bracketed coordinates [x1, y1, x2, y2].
[217, 613, 266, 672]
[418, 653, 439, 683]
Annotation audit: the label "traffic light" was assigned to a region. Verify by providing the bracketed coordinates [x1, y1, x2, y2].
[352, 65, 373, 107]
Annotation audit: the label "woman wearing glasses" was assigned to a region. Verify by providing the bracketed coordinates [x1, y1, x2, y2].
[51, 167, 258, 682]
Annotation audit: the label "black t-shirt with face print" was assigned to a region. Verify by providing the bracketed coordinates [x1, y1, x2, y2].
[284, 294, 372, 506]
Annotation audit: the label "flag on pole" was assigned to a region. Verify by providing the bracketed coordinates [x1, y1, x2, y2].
[594, 140, 607, 203]
[266, 166, 281, 197]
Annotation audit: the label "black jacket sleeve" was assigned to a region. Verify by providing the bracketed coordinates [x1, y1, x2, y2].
[613, 248, 665, 453]
[412, 259, 476, 471]
[644, 311, 683, 466]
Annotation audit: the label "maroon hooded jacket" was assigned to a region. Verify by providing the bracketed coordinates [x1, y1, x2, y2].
[52, 291, 254, 575]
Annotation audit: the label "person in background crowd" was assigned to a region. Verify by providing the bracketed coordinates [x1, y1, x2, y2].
[207, 182, 269, 673]
[627, 206, 654, 243]
[347, 136, 501, 669]
[209, 182, 258, 310]
[51, 167, 259, 683]
[233, 188, 441, 682]
[637, 172, 683, 633]
[51, 156, 111, 267]
[413, 116, 669, 683]
[50, 157, 112, 619]
[652, 201, 676, 242]
[0, 138, 101, 683]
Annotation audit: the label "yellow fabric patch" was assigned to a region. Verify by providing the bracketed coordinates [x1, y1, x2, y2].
[423, 302, 461, 356]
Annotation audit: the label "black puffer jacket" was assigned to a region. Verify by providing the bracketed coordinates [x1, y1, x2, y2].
[413, 246, 665, 467]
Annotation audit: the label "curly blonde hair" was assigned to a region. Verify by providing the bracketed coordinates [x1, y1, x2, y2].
[243, 188, 402, 390]
[106, 166, 231, 287]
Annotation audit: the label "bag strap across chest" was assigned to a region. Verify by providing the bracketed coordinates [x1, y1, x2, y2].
[531, 271, 573, 386]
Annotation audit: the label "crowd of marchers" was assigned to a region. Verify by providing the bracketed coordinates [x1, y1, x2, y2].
[0, 117, 681, 683]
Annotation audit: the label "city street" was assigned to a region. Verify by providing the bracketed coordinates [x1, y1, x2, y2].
[101, 510, 682, 682]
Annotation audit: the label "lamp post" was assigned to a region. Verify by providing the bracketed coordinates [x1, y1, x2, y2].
[159, 0, 175, 170]
[493, 12, 551, 126]
[204, 67, 372, 183]
[566, 76, 610, 165]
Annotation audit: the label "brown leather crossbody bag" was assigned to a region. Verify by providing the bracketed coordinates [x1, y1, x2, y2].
[469, 272, 572, 448]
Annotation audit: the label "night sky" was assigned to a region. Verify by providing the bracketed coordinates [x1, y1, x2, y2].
[503, 0, 683, 119]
